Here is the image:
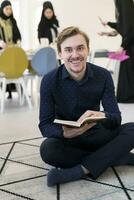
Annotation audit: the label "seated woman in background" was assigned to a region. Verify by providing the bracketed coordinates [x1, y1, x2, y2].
[37, 1, 59, 46]
[0, 0, 21, 99]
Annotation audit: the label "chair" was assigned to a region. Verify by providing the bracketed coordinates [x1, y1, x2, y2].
[89, 49, 109, 63]
[89, 49, 120, 94]
[31, 47, 58, 106]
[0, 46, 32, 113]
[31, 46, 58, 76]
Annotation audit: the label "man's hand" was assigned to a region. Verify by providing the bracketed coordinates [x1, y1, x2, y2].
[78, 110, 105, 124]
[63, 123, 96, 139]
[62, 110, 105, 139]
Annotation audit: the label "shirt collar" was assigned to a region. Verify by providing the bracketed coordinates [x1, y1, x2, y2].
[61, 63, 94, 80]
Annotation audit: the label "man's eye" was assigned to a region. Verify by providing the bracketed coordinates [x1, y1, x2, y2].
[65, 49, 72, 53]
[78, 46, 84, 51]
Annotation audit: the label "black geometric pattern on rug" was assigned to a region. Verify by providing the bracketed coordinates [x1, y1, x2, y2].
[0, 137, 134, 200]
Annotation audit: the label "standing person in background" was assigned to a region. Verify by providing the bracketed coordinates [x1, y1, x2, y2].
[0, 0, 21, 99]
[99, 0, 134, 103]
[37, 1, 59, 46]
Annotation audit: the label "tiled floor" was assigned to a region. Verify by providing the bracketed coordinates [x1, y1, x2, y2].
[0, 96, 134, 200]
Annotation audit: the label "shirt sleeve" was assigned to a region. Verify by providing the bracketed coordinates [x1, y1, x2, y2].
[39, 75, 63, 138]
[101, 71, 122, 129]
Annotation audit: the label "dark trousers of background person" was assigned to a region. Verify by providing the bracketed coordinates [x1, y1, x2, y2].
[117, 58, 134, 103]
[6, 83, 16, 98]
[117, 45, 134, 103]
[40, 123, 134, 179]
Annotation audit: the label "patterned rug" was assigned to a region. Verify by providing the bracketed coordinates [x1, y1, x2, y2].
[0, 137, 134, 200]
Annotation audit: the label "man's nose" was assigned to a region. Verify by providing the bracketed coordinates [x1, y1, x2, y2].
[71, 49, 79, 57]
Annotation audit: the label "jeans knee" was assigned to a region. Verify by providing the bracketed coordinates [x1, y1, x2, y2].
[40, 138, 61, 166]
[121, 122, 134, 138]
[40, 139, 48, 162]
[121, 122, 134, 130]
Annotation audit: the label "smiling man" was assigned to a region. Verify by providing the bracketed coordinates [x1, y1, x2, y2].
[58, 33, 88, 80]
[39, 26, 134, 187]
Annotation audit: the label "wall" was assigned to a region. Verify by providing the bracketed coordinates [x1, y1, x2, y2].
[51, 0, 121, 50]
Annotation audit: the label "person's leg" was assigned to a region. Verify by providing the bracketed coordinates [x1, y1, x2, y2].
[6, 84, 12, 99]
[41, 123, 134, 186]
[40, 128, 117, 186]
[113, 152, 134, 166]
[47, 165, 86, 187]
[40, 125, 120, 168]
[81, 123, 134, 179]
[45, 124, 127, 187]
[117, 52, 134, 103]
[40, 138, 89, 168]
[40, 138, 90, 186]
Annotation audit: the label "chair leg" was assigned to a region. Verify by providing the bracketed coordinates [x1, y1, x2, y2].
[113, 60, 120, 95]
[1, 78, 6, 113]
[16, 83, 24, 105]
[20, 78, 32, 110]
[106, 59, 120, 95]
[34, 75, 39, 107]
[33, 75, 42, 107]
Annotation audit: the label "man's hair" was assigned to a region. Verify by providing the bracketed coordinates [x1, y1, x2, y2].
[57, 26, 90, 53]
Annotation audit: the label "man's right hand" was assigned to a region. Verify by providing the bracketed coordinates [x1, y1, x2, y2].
[62, 122, 96, 139]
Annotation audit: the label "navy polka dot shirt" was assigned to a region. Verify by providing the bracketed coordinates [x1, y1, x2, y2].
[39, 63, 121, 138]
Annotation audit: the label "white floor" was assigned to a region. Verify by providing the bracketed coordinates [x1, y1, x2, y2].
[0, 95, 134, 200]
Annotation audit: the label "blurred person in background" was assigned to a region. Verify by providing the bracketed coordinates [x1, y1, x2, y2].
[99, 0, 134, 103]
[0, 0, 21, 98]
[37, 1, 59, 46]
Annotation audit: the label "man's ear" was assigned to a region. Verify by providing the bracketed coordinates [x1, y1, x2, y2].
[88, 47, 90, 54]
[58, 52, 62, 59]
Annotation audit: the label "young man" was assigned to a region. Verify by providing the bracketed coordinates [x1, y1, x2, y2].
[39, 26, 134, 187]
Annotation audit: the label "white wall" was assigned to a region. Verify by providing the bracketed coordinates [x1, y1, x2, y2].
[11, 0, 121, 51]
[51, 0, 121, 50]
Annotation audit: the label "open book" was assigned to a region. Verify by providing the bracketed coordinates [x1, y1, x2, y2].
[54, 116, 106, 127]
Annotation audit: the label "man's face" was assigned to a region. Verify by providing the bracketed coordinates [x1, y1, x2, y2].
[59, 34, 89, 74]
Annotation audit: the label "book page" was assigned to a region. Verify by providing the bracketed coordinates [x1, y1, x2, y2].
[54, 116, 106, 127]
[54, 119, 81, 127]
